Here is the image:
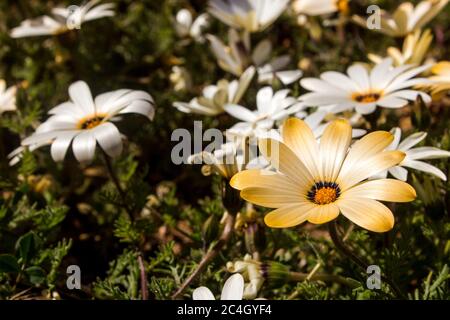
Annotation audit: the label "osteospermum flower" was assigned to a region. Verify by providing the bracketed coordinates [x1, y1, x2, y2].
[300, 58, 431, 115]
[10, 0, 114, 38]
[207, 30, 301, 84]
[368, 29, 433, 67]
[375, 128, 450, 181]
[14, 81, 154, 164]
[225, 87, 300, 138]
[231, 118, 416, 232]
[174, 9, 209, 42]
[352, 0, 448, 37]
[173, 66, 255, 115]
[0, 80, 17, 114]
[193, 273, 244, 300]
[208, 0, 289, 33]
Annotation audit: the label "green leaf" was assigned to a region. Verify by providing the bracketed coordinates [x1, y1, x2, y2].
[16, 232, 37, 263]
[0, 254, 20, 273]
[25, 266, 46, 285]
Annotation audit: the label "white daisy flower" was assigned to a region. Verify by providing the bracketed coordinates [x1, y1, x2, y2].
[193, 273, 244, 300]
[207, 29, 302, 84]
[208, 0, 289, 33]
[352, 0, 449, 37]
[174, 9, 209, 42]
[10, 0, 114, 38]
[299, 58, 431, 115]
[13, 81, 154, 164]
[173, 66, 255, 116]
[0, 80, 17, 114]
[376, 128, 450, 181]
[225, 86, 300, 139]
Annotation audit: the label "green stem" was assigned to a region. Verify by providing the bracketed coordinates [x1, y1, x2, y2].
[328, 220, 406, 299]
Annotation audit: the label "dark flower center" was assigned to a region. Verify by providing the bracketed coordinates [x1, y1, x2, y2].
[307, 182, 341, 205]
[78, 115, 105, 130]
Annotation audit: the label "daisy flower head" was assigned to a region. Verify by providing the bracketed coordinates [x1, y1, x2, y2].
[300, 58, 431, 115]
[225, 86, 300, 139]
[208, 0, 289, 33]
[173, 66, 255, 116]
[207, 30, 302, 84]
[174, 9, 210, 42]
[376, 128, 450, 181]
[0, 80, 17, 114]
[16, 81, 154, 164]
[10, 0, 115, 38]
[193, 273, 244, 300]
[353, 0, 449, 37]
[231, 118, 417, 232]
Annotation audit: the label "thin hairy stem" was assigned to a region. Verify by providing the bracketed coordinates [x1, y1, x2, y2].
[328, 220, 406, 299]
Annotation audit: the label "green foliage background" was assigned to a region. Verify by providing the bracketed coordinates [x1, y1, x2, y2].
[0, 0, 449, 300]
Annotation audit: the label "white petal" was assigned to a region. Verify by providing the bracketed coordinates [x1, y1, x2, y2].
[220, 274, 244, 300]
[406, 147, 450, 160]
[398, 132, 426, 151]
[92, 122, 123, 158]
[256, 87, 274, 114]
[50, 131, 78, 162]
[72, 130, 97, 163]
[224, 104, 257, 122]
[68, 81, 96, 115]
[403, 160, 447, 181]
[389, 166, 408, 181]
[193, 287, 215, 300]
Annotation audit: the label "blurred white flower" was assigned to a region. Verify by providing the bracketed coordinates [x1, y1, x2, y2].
[207, 29, 302, 84]
[208, 0, 289, 32]
[0, 80, 17, 114]
[174, 9, 209, 42]
[173, 66, 255, 115]
[226, 254, 264, 300]
[169, 66, 193, 92]
[225, 86, 300, 138]
[300, 58, 431, 115]
[193, 273, 244, 300]
[11, 81, 154, 164]
[376, 128, 450, 181]
[353, 0, 448, 37]
[10, 0, 114, 38]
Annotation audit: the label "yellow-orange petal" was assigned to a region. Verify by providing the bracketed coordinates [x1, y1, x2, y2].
[342, 179, 416, 202]
[240, 187, 304, 208]
[319, 118, 352, 182]
[264, 203, 316, 228]
[306, 203, 340, 224]
[338, 198, 394, 232]
[230, 169, 297, 191]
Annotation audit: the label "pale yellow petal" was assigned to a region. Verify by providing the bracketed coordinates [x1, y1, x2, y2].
[319, 119, 352, 182]
[258, 138, 314, 187]
[342, 179, 416, 202]
[282, 118, 322, 180]
[307, 203, 340, 224]
[264, 203, 316, 228]
[338, 151, 405, 191]
[338, 198, 394, 232]
[240, 187, 304, 208]
[339, 131, 394, 179]
[230, 169, 298, 190]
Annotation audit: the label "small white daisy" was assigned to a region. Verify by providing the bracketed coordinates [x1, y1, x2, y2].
[10, 0, 114, 38]
[12, 81, 154, 164]
[174, 9, 209, 42]
[173, 66, 255, 116]
[376, 128, 450, 181]
[193, 273, 244, 300]
[300, 58, 431, 115]
[224, 86, 300, 139]
[208, 0, 289, 33]
[0, 80, 17, 114]
[292, 0, 348, 16]
[207, 30, 302, 84]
